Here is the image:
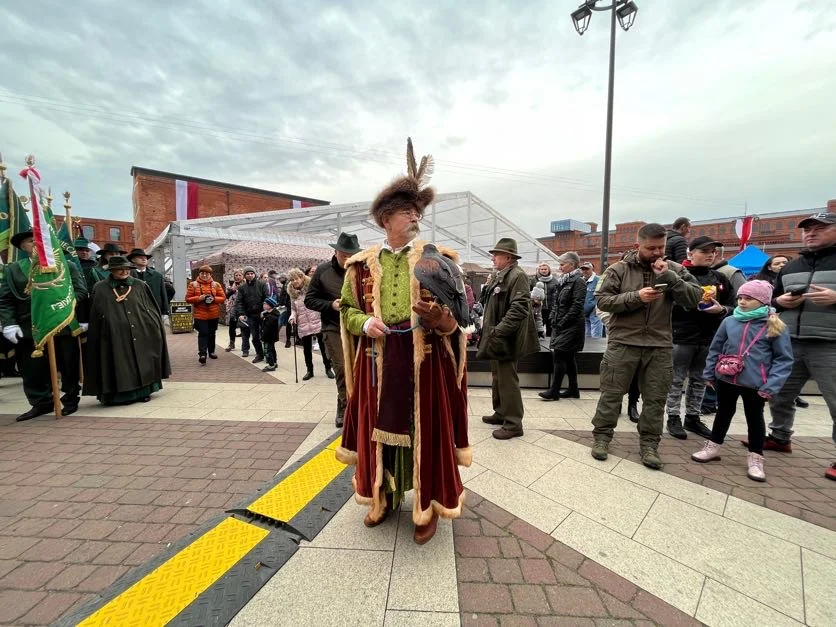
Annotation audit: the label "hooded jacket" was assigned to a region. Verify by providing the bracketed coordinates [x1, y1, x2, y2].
[703, 315, 794, 396]
[596, 249, 702, 347]
[774, 245, 836, 341]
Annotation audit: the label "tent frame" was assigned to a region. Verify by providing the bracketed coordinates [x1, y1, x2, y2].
[146, 191, 559, 299]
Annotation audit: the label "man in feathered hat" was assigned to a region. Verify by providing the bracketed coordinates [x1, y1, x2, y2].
[336, 139, 471, 545]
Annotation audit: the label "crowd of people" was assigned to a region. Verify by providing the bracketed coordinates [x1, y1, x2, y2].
[502, 213, 835, 484]
[1, 155, 833, 545]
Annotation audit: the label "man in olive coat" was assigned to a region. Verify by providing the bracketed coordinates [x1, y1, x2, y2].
[477, 238, 539, 440]
[0, 231, 88, 420]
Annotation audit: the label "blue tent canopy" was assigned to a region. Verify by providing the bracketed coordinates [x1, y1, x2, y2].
[727, 245, 770, 277]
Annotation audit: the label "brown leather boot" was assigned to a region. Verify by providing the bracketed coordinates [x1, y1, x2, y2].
[363, 492, 393, 528]
[413, 512, 439, 545]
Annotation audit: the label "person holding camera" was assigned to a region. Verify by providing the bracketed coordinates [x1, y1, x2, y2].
[186, 265, 226, 364]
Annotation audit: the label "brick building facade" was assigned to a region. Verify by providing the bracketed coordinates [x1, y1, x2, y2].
[53, 215, 134, 252]
[130, 167, 329, 250]
[539, 199, 836, 272]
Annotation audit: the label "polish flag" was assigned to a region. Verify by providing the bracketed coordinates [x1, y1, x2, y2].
[292, 199, 313, 209]
[735, 216, 754, 251]
[19, 164, 57, 271]
[175, 180, 199, 221]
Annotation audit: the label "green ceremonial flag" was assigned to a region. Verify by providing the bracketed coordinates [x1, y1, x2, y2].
[56, 218, 79, 268]
[28, 221, 80, 357]
[0, 177, 32, 263]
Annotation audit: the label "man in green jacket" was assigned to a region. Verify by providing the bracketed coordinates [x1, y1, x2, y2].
[0, 231, 88, 420]
[477, 238, 540, 440]
[128, 248, 170, 320]
[591, 223, 702, 469]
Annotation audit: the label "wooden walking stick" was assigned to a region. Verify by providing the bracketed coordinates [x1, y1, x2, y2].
[46, 337, 62, 418]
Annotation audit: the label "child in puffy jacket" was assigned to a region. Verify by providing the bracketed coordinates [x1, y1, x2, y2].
[692, 280, 794, 482]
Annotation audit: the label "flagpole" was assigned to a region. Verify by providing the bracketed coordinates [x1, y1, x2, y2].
[46, 337, 62, 418]
[65, 191, 84, 385]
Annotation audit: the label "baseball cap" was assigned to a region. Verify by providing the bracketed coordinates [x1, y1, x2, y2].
[557, 251, 581, 265]
[579, 262, 593, 269]
[798, 212, 836, 228]
[688, 236, 723, 251]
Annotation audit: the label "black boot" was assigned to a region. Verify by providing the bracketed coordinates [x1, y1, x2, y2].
[16, 404, 53, 422]
[538, 390, 560, 401]
[302, 370, 314, 381]
[794, 396, 809, 408]
[325, 368, 335, 379]
[558, 388, 580, 399]
[684, 414, 713, 438]
[667, 417, 687, 439]
[335, 406, 345, 428]
[628, 401, 640, 423]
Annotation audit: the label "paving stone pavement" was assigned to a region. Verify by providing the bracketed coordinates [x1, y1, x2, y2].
[167, 329, 282, 384]
[0, 414, 313, 626]
[547, 430, 836, 533]
[457, 492, 703, 626]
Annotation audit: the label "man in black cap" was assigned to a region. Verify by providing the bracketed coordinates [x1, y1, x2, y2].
[665, 236, 733, 440]
[477, 237, 540, 440]
[234, 265, 269, 362]
[127, 248, 170, 321]
[760, 211, 836, 480]
[0, 231, 88, 420]
[305, 232, 361, 427]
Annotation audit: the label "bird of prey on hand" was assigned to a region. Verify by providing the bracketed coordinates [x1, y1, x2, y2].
[413, 243, 470, 329]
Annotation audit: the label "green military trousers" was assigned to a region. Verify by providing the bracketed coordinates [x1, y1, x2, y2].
[491, 359, 524, 433]
[591, 342, 673, 447]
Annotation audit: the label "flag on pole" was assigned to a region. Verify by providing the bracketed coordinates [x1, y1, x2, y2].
[175, 179, 199, 220]
[735, 216, 754, 251]
[18, 159, 79, 357]
[0, 173, 33, 263]
[56, 192, 78, 269]
[291, 199, 314, 209]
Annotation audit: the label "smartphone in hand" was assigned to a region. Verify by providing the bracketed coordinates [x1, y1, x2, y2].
[653, 283, 668, 292]
[788, 287, 806, 296]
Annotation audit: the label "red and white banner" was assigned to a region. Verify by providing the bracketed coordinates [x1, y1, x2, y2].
[175, 179, 199, 221]
[735, 216, 754, 251]
[19, 165, 57, 270]
[292, 199, 313, 209]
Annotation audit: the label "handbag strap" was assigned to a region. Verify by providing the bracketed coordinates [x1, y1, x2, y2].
[737, 321, 766, 358]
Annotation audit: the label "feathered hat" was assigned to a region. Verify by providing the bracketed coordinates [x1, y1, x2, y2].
[369, 137, 435, 227]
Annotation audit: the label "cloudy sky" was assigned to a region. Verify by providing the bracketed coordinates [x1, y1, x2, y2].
[2, 0, 834, 237]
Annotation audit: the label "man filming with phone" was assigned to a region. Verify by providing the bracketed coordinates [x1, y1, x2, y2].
[760, 211, 836, 481]
[590, 223, 702, 469]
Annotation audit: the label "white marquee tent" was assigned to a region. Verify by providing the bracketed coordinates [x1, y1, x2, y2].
[146, 191, 559, 299]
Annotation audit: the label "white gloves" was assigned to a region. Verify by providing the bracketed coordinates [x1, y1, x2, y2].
[2, 325, 23, 344]
[79, 322, 89, 333]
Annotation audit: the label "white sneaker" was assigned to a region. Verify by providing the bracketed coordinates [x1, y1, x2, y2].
[747, 452, 766, 482]
[691, 440, 722, 463]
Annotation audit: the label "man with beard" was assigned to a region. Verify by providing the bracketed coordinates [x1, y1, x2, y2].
[234, 266, 269, 362]
[590, 223, 702, 469]
[127, 248, 170, 321]
[336, 138, 470, 545]
[533, 262, 558, 337]
[0, 231, 88, 420]
[305, 231, 362, 427]
[84, 255, 170, 405]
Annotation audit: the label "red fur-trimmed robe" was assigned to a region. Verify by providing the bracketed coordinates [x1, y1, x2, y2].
[335, 241, 471, 526]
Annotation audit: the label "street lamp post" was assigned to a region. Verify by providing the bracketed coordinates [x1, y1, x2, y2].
[571, 0, 638, 272]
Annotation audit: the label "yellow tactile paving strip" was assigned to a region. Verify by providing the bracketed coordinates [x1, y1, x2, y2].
[247, 439, 346, 522]
[78, 517, 268, 627]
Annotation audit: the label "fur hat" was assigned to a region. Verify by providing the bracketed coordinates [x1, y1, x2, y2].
[737, 280, 774, 306]
[369, 138, 435, 228]
[197, 265, 212, 274]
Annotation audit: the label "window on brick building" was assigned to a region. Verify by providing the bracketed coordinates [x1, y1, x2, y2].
[109, 227, 121, 241]
[82, 225, 95, 241]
